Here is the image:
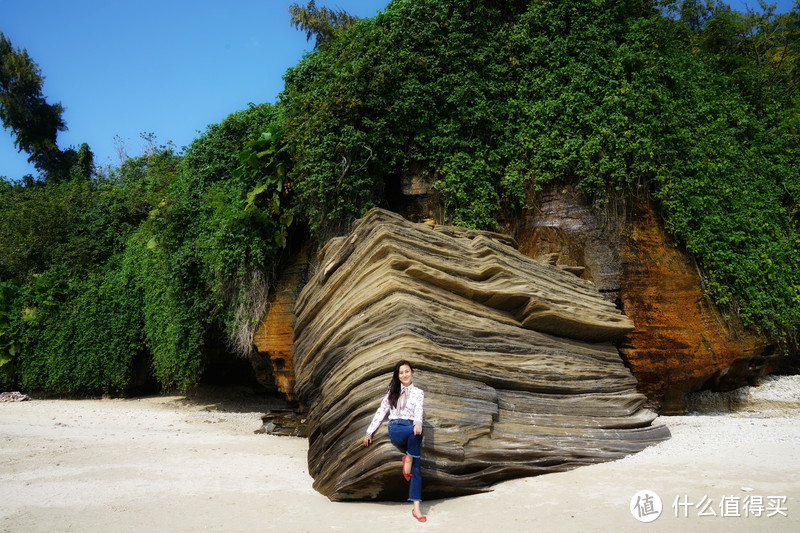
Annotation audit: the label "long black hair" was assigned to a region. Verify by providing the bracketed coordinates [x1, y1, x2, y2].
[387, 359, 414, 409]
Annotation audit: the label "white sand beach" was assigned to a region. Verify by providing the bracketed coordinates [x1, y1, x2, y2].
[1, 376, 799, 533]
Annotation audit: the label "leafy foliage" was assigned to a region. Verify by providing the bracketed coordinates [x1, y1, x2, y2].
[282, 0, 800, 343]
[160, 104, 292, 360]
[0, 146, 179, 393]
[658, 0, 800, 338]
[288, 0, 358, 48]
[0, 280, 24, 383]
[16, 261, 144, 394]
[0, 32, 65, 176]
[0, 32, 94, 182]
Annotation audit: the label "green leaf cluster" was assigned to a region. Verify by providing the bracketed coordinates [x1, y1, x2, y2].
[281, 0, 800, 344]
[165, 105, 293, 357]
[0, 104, 291, 393]
[288, 0, 358, 48]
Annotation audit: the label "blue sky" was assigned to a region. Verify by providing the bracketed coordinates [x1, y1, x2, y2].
[0, 0, 795, 179]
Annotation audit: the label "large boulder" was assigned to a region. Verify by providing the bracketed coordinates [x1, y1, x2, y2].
[292, 208, 669, 500]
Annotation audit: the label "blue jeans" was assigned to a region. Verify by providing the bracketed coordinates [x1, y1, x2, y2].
[388, 419, 423, 502]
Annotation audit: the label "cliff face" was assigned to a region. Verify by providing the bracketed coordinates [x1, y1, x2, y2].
[290, 208, 668, 500]
[250, 243, 313, 402]
[616, 201, 788, 413]
[515, 185, 786, 414]
[251, 186, 792, 417]
[514, 188, 623, 302]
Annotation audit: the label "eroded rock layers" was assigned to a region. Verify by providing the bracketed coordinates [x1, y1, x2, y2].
[514, 184, 788, 414]
[292, 208, 669, 500]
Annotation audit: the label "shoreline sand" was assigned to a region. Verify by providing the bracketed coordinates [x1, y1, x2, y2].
[1, 378, 799, 533]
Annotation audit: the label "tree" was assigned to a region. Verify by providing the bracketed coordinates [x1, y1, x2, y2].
[699, 1, 800, 113]
[0, 32, 67, 177]
[675, 0, 721, 31]
[288, 1, 357, 48]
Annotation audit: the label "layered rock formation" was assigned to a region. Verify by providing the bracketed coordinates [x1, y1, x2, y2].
[292, 208, 669, 501]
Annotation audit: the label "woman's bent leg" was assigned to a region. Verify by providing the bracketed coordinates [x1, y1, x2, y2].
[405, 431, 422, 459]
[388, 423, 412, 449]
[388, 422, 424, 502]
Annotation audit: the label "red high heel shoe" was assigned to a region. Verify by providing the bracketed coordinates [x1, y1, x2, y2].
[402, 455, 412, 481]
[412, 510, 427, 522]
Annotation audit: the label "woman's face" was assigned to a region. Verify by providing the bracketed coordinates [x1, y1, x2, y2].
[398, 364, 413, 387]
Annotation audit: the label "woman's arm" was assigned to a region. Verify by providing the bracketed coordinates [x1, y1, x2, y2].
[364, 392, 390, 446]
[413, 389, 424, 435]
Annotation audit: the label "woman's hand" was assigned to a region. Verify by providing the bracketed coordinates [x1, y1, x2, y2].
[363, 435, 372, 446]
[414, 424, 422, 436]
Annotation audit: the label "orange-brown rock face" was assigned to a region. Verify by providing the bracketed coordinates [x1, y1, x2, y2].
[617, 201, 771, 414]
[515, 185, 779, 414]
[251, 244, 312, 402]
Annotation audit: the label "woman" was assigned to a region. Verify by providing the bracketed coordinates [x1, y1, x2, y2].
[363, 360, 426, 522]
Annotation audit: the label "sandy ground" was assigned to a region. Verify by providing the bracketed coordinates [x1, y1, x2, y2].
[1, 378, 799, 533]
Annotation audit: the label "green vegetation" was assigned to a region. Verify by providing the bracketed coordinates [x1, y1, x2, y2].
[288, 0, 359, 48]
[0, 106, 288, 393]
[281, 0, 800, 339]
[0, 32, 94, 182]
[1, 1, 798, 394]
